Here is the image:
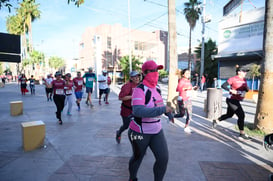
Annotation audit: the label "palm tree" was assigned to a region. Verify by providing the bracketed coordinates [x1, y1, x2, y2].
[0, 0, 12, 12]
[17, 0, 41, 53]
[254, 0, 273, 133]
[184, 0, 201, 73]
[48, 56, 65, 71]
[119, 55, 142, 82]
[68, 0, 85, 7]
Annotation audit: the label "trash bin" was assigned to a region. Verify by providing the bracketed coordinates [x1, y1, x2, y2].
[206, 88, 222, 120]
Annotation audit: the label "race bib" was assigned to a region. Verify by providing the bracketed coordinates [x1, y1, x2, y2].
[21, 81, 25, 84]
[56, 89, 64, 95]
[30, 82, 34, 85]
[78, 81, 83, 85]
[186, 90, 192, 98]
[88, 77, 94, 82]
[237, 91, 246, 98]
[66, 90, 72, 94]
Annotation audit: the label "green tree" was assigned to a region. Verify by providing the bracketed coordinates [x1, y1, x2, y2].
[67, 0, 84, 7]
[0, 0, 13, 12]
[194, 38, 218, 87]
[249, 64, 261, 91]
[159, 69, 168, 79]
[184, 0, 202, 73]
[6, 15, 23, 35]
[119, 55, 142, 82]
[29, 50, 45, 70]
[17, 0, 40, 53]
[48, 56, 65, 70]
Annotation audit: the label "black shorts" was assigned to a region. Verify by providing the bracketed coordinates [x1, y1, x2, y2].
[46, 88, 53, 94]
[99, 88, 109, 96]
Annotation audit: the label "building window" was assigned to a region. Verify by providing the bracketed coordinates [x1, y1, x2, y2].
[107, 36, 111, 49]
[80, 43, 84, 48]
[134, 41, 139, 50]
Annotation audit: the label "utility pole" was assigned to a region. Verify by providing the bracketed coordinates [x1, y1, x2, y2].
[167, 0, 178, 108]
[200, 0, 206, 82]
[128, 0, 132, 72]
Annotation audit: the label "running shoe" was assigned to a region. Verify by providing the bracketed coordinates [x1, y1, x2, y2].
[58, 119, 62, 125]
[78, 106, 80, 111]
[184, 127, 192, 133]
[85, 100, 89, 106]
[212, 119, 218, 129]
[116, 130, 121, 144]
[238, 133, 251, 140]
[67, 112, 72, 116]
[174, 114, 182, 118]
[90, 104, 94, 108]
[99, 101, 101, 105]
[105, 101, 109, 104]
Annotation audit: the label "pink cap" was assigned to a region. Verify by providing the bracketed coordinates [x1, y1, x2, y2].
[142, 60, 163, 72]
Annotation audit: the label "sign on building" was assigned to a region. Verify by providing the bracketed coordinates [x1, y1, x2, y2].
[0, 32, 21, 63]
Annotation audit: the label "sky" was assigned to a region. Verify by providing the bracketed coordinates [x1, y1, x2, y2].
[0, 0, 265, 60]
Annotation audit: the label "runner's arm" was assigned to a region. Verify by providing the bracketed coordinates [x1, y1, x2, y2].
[133, 105, 166, 118]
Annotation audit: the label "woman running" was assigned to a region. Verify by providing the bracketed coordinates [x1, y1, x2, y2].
[64, 73, 73, 116]
[52, 71, 66, 125]
[128, 60, 173, 181]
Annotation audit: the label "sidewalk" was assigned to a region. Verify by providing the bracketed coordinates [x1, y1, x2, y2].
[0, 83, 272, 181]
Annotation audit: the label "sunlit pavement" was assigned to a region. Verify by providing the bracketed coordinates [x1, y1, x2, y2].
[0, 82, 272, 181]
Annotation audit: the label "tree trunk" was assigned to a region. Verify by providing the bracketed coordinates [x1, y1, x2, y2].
[28, 17, 33, 53]
[167, 0, 178, 109]
[188, 27, 192, 73]
[254, 0, 273, 133]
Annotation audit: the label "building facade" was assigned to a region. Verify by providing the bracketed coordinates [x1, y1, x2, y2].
[215, 7, 264, 90]
[78, 24, 167, 74]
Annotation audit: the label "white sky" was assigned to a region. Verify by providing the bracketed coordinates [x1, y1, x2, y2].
[0, 0, 265, 60]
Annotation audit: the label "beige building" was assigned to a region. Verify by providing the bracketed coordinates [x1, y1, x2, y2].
[78, 24, 168, 73]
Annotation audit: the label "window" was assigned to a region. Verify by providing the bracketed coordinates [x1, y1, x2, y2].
[134, 41, 139, 50]
[107, 36, 112, 49]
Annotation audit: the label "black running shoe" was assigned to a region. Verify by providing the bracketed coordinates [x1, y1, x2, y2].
[212, 119, 218, 129]
[239, 133, 251, 140]
[174, 114, 182, 118]
[116, 131, 121, 144]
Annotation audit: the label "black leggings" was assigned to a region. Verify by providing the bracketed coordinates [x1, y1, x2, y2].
[128, 129, 168, 181]
[178, 99, 192, 126]
[219, 98, 245, 131]
[53, 95, 65, 120]
[117, 116, 131, 136]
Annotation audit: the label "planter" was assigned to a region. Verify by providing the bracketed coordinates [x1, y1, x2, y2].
[245, 90, 259, 103]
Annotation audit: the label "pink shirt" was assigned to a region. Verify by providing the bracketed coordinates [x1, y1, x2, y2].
[129, 86, 164, 134]
[227, 76, 248, 101]
[176, 78, 193, 101]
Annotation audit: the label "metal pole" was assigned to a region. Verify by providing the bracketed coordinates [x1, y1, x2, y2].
[200, 0, 206, 82]
[128, 0, 132, 72]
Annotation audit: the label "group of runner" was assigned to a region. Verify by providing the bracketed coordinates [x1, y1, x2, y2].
[18, 74, 36, 95]
[43, 68, 111, 125]
[115, 60, 251, 181]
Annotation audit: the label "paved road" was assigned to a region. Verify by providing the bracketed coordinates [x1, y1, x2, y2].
[0, 82, 272, 181]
